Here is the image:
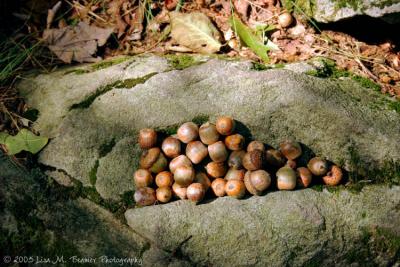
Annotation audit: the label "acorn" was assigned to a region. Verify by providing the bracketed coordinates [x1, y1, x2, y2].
[242, 150, 264, 171]
[244, 170, 271, 195]
[194, 171, 211, 191]
[280, 140, 302, 160]
[134, 187, 156, 206]
[139, 147, 168, 173]
[265, 149, 286, 167]
[216, 116, 235, 135]
[286, 159, 297, 169]
[225, 134, 245, 151]
[247, 141, 265, 152]
[211, 178, 226, 197]
[161, 137, 181, 158]
[322, 165, 343, 186]
[174, 166, 195, 186]
[156, 187, 172, 203]
[134, 169, 153, 188]
[225, 180, 246, 199]
[169, 155, 192, 173]
[276, 166, 297, 190]
[186, 141, 208, 164]
[187, 183, 206, 203]
[307, 157, 328, 176]
[225, 168, 246, 181]
[296, 167, 312, 188]
[172, 182, 187, 199]
[155, 171, 174, 187]
[208, 141, 228, 162]
[228, 150, 246, 169]
[177, 122, 199, 143]
[138, 128, 157, 149]
[205, 161, 227, 178]
[278, 12, 293, 28]
[199, 122, 220, 145]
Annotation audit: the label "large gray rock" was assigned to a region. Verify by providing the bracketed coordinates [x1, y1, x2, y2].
[18, 55, 400, 200]
[283, 0, 400, 23]
[125, 185, 400, 266]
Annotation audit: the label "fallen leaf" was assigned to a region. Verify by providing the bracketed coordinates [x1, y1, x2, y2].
[0, 129, 48, 155]
[170, 11, 222, 54]
[230, 15, 278, 62]
[43, 22, 113, 63]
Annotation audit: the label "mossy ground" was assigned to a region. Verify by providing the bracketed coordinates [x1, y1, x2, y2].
[166, 54, 203, 70]
[65, 57, 131, 75]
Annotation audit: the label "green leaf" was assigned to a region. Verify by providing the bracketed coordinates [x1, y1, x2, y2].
[0, 129, 48, 155]
[230, 16, 279, 62]
[170, 11, 222, 54]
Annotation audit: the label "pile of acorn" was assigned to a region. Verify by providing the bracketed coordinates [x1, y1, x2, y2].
[133, 116, 343, 206]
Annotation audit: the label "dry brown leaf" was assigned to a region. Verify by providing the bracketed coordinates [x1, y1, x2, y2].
[43, 22, 113, 63]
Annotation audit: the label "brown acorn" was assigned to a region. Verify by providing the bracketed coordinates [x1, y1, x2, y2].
[228, 150, 246, 169]
[172, 182, 187, 200]
[286, 159, 297, 169]
[276, 166, 297, 190]
[174, 166, 195, 186]
[216, 116, 235, 135]
[224, 168, 245, 181]
[225, 180, 246, 199]
[177, 122, 199, 143]
[134, 187, 156, 206]
[296, 167, 312, 188]
[242, 150, 264, 171]
[194, 172, 211, 191]
[155, 171, 174, 187]
[134, 169, 153, 188]
[278, 12, 293, 28]
[247, 141, 265, 152]
[211, 178, 226, 197]
[265, 149, 286, 167]
[139, 147, 168, 173]
[199, 122, 220, 145]
[161, 137, 181, 158]
[307, 157, 328, 176]
[279, 140, 302, 160]
[138, 128, 157, 149]
[205, 161, 228, 178]
[186, 183, 206, 203]
[225, 134, 245, 151]
[208, 141, 229, 162]
[169, 155, 192, 174]
[186, 141, 208, 164]
[244, 170, 271, 195]
[322, 165, 343, 186]
[156, 187, 172, 203]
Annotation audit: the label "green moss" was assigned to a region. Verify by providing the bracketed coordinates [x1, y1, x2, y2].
[156, 125, 179, 136]
[91, 57, 130, 71]
[351, 75, 381, 91]
[89, 160, 99, 186]
[166, 54, 200, 70]
[251, 62, 285, 71]
[311, 184, 323, 192]
[99, 139, 116, 157]
[388, 101, 400, 113]
[191, 114, 209, 125]
[282, 0, 315, 17]
[70, 72, 157, 109]
[371, 0, 396, 9]
[333, 0, 363, 10]
[64, 68, 90, 75]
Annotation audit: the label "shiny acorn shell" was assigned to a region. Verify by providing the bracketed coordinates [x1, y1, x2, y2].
[225, 168, 245, 181]
[161, 137, 181, 158]
[138, 128, 157, 149]
[225, 134, 245, 151]
[322, 165, 343, 186]
[172, 182, 187, 200]
[174, 166, 195, 186]
[186, 141, 208, 164]
[194, 172, 211, 191]
[244, 170, 271, 195]
[177, 122, 199, 143]
[247, 141, 265, 152]
[286, 159, 297, 169]
[278, 12, 293, 28]
[307, 157, 328, 176]
[265, 149, 286, 167]
[211, 178, 227, 197]
[296, 167, 312, 188]
[156, 187, 172, 203]
[134, 187, 156, 206]
[208, 141, 229, 162]
[279, 140, 302, 160]
[155, 171, 174, 187]
[139, 148, 168, 173]
[276, 166, 297, 190]
[216, 116, 235, 135]
[186, 183, 206, 203]
[169, 155, 192, 174]
[205, 161, 228, 178]
[225, 180, 246, 199]
[199, 122, 220, 145]
[134, 169, 154, 188]
[228, 150, 246, 169]
[242, 150, 264, 171]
